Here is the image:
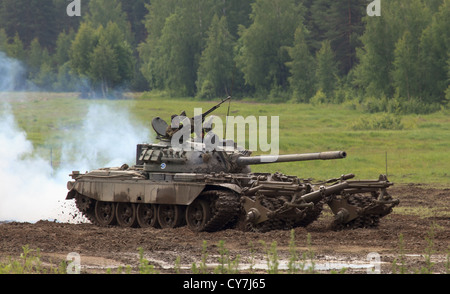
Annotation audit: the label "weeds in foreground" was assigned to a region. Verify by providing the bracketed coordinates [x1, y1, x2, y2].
[0, 245, 66, 274]
[213, 240, 240, 274]
[1, 225, 448, 274]
[392, 223, 444, 274]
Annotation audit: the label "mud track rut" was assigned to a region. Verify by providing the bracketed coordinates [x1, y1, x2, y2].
[0, 184, 449, 273]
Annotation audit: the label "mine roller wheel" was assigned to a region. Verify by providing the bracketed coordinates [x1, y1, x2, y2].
[116, 203, 138, 228]
[186, 199, 212, 232]
[136, 203, 159, 228]
[242, 197, 286, 233]
[330, 194, 381, 231]
[294, 199, 325, 228]
[157, 205, 185, 229]
[95, 201, 117, 227]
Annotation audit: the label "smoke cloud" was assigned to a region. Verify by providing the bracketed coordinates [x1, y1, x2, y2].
[0, 52, 151, 223]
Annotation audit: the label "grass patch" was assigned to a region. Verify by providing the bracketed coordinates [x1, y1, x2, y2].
[2, 92, 450, 185]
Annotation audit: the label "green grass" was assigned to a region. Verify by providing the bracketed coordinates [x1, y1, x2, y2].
[2, 92, 450, 185]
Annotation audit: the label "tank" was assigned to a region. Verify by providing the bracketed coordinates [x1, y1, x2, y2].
[66, 99, 399, 232]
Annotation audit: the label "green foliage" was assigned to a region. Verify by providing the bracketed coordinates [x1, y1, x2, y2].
[213, 240, 240, 274]
[350, 113, 404, 131]
[307, 0, 366, 75]
[286, 25, 316, 102]
[84, 0, 131, 40]
[235, 0, 303, 93]
[139, 0, 218, 96]
[138, 247, 159, 274]
[315, 40, 338, 99]
[259, 240, 279, 274]
[191, 240, 209, 274]
[358, 96, 442, 115]
[0, 245, 66, 274]
[0, 0, 448, 105]
[6, 33, 26, 61]
[197, 15, 235, 99]
[69, 21, 135, 96]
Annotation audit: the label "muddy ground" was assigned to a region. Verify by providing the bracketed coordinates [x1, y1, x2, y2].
[0, 184, 449, 274]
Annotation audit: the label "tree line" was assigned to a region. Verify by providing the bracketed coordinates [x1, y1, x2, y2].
[0, 0, 448, 113]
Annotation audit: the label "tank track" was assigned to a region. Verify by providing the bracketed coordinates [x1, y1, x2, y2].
[74, 193, 97, 225]
[201, 190, 241, 232]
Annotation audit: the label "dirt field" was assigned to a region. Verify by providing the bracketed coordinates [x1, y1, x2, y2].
[1, 184, 449, 274]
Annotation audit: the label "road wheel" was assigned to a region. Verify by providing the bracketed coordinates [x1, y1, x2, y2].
[136, 203, 159, 228]
[94, 201, 116, 226]
[186, 199, 211, 232]
[116, 203, 138, 228]
[157, 205, 184, 228]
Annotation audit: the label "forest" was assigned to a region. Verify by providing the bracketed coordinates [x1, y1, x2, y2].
[0, 0, 449, 113]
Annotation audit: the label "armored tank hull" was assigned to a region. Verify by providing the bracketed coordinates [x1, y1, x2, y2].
[67, 148, 398, 232]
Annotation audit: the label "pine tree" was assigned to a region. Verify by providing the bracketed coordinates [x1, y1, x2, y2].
[235, 0, 304, 94]
[196, 15, 235, 99]
[286, 25, 316, 102]
[0, 29, 7, 52]
[27, 38, 46, 78]
[419, 0, 449, 103]
[6, 33, 26, 60]
[392, 31, 416, 99]
[138, 0, 181, 90]
[0, 0, 58, 50]
[155, 9, 196, 96]
[54, 30, 76, 68]
[32, 62, 56, 90]
[353, 0, 432, 99]
[446, 56, 450, 103]
[391, 0, 432, 100]
[139, 0, 218, 96]
[315, 40, 338, 99]
[85, 0, 132, 43]
[307, 0, 366, 75]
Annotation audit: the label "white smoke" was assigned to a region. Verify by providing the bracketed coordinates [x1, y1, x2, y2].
[60, 104, 149, 171]
[0, 52, 151, 223]
[0, 106, 64, 222]
[0, 51, 25, 91]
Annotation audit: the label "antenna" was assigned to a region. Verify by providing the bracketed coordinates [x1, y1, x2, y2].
[385, 151, 388, 177]
[224, 96, 232, 140]
[224, 63, 236, 140]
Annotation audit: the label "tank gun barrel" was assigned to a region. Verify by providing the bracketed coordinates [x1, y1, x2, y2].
[236, 151, 346, 166]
